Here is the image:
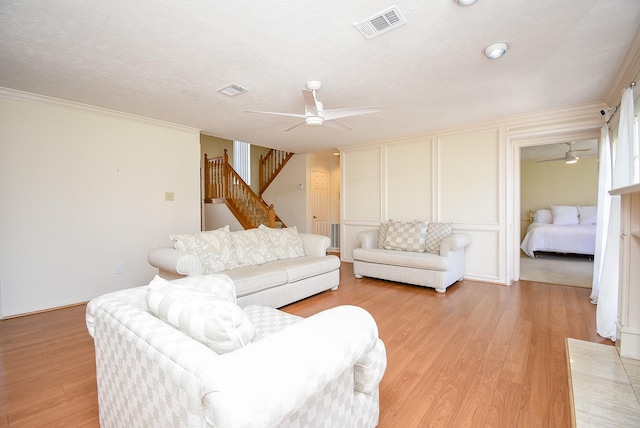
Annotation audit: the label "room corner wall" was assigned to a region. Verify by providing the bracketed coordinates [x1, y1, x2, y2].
[0, 91, 201, 317]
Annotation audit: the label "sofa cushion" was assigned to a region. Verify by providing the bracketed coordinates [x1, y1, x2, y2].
[146, 276, 256, 354]
[259, 225, 305, 259]
[170, 226, 238, 274]
[269, 255, 341, 283]
[230, 228, 278, 266]
[377, 220, 392, 249]
[384, 221, 428, 252]
[352, 248, 449, 271]
[243, 305, 302, 338]
[425, 222, 453, 254]
[224, 265, 289, 298]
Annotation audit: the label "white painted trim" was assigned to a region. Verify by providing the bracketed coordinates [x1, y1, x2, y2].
[0, 87, 201, 134]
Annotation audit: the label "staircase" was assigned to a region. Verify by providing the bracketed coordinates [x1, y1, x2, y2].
[203, 149, 292, 229]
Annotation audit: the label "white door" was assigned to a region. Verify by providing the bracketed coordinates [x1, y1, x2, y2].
[311, 170, 329, 237]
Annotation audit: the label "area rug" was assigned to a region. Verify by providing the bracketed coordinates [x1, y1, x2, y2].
[519, 253, 593, 288]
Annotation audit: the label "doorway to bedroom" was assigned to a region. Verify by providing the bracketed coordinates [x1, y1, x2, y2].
[518, 140, 598, 288]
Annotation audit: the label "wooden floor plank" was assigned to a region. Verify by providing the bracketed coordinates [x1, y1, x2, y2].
[0, 262, 612, 427]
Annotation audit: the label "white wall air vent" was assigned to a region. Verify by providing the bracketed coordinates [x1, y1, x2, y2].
[218, 83, 248, 97]
[354, 6, 407, 40]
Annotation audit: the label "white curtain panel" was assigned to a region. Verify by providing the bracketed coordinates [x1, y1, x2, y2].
[596, 86, 635, 341]
[590, 124, 612, 304]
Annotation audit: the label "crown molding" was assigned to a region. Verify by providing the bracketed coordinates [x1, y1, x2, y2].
[0, 87, 201, 134]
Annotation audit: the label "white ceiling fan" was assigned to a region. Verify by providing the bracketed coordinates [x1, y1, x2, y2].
[536, 142, 591, 164]
[246, 80, 382, 132]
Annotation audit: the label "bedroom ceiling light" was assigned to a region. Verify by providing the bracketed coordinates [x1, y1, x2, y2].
[565, 152, 578, 164]
[484, 42, 508, 59]
[454, 0, 478, 5]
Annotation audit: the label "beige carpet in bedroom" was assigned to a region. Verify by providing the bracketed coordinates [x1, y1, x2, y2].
[519, 252, 593, 288]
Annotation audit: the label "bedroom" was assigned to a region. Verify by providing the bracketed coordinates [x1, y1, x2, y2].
[519, 140, 599, 287]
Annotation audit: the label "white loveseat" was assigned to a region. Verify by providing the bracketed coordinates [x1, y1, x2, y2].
[352, 221, 470, 293]
[148, 225, 340, 308]
[86, 275, 387, 428]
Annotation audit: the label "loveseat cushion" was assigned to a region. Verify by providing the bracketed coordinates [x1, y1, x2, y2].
[270, 255, 341, 283]
[230, 228, 278, 266]
[224, 265, 289, 298]
[258, 225, 305, 259]
[170, 226, 238, 274]
[243, 305, 302, 338]
[352, 248, 449, 271]
[384, 220, 428, 252]
[425, 222, 453, 254]
[146, 275, 257, 354]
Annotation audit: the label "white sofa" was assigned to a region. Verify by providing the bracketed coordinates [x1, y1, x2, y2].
[148, 225, 340, 308]
[352, 221, 470, 293]
[86, 274, 387, 428]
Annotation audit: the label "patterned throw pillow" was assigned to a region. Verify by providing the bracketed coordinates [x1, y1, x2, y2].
[146, 275, 256, 355]
[425, 222, 453, 254]
[384, 221, 428, 252]
[170, 226, 237, 274]
[230, 227, 278, 267]
[377, 220, 392, 249]
[258, 225, 305, 259]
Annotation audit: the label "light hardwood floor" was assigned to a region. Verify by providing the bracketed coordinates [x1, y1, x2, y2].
[0, 263, 611, 427]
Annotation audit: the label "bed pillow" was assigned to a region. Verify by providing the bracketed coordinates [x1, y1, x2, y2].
[426, 222, 453, 254]
[551, 205, 579, 225]
[532, 209, 552, 224]
[578, 205, 597, 225]
[384, 220, 428, 252]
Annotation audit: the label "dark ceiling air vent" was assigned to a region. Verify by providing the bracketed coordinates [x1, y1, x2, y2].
[354, 6, 407, 40]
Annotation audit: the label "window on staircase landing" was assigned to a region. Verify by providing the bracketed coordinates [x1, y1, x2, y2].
[233, 140, 251, 185]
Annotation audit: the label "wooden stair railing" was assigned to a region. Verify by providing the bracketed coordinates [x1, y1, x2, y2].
[204, 150, 285, 229]
[259, 149, 294, 196]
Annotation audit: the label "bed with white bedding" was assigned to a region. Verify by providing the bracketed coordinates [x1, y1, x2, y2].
[520, 205, 597, 258]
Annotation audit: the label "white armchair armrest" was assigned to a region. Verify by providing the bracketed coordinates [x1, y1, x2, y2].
[147, 247, 202, 278]
[201, 305, 385, 427]
[356, 229, 379, 250]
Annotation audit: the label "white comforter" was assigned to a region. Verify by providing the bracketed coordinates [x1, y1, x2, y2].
[520, 223, 596, 258]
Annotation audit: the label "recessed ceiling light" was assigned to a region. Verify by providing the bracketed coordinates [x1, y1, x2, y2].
[484, 42, 509, 59]
[454, 0, 478, 5]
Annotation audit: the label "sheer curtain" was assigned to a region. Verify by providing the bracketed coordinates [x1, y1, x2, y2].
[594, 86, 635, 341]
[590, 124, 612, 304]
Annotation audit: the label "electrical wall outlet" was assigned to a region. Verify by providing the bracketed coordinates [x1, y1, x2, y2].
[165, 191, 174, 201]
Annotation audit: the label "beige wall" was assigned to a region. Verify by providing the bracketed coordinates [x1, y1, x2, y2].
[0, 91, 201, 317]
[520, 157, 598, 239]
[341, 104, 605, 284]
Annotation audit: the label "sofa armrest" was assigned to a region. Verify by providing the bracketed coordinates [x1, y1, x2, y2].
[439, 233, 471, 256]
[147, 247, 202, 277]
[356, 229, 379, 249]
[200, 305, 385, 427]
[299, 233, 331, 256]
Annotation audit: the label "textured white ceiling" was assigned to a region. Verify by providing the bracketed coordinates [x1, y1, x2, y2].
[1, 1, 639, 153]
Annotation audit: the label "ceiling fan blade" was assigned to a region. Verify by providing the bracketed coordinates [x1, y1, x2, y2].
[283, 121, 306, 132]
[324, 119, 353, 132]
[302, 90, 318, 115]
[245, 110, 306, 119]
[322, 106, 382, 121]
[536, 157, 566, 163]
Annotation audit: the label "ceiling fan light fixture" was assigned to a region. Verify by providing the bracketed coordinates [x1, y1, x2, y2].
[305, 116, 323, 127]
[565, 158, 578, 164]
[484, 42, 508, 59]
[454, 0, 478, 5]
